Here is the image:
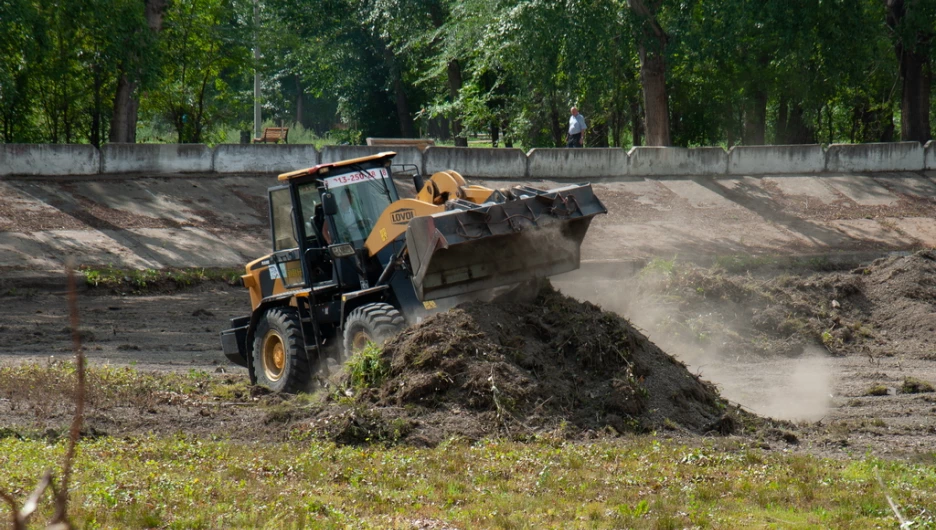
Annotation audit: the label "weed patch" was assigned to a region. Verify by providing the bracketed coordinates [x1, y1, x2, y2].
[900, 377, 935, 394]
[80, 265, 240, 294]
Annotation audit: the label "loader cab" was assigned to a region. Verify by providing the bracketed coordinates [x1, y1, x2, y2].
[263, 154, 403, 295]
[318, 164, 399, 246]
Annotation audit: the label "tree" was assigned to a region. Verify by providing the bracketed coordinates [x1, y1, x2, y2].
[144, 0, 253, 143]
[266, 0, 423, 140]
[884, 0, 934, 143]
[110, 0, 168, 144]
[628, 0, 670, 146]
[0, 0, 42, 142]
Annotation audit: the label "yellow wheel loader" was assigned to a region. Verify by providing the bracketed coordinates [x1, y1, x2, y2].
[220, 151, 606, 392]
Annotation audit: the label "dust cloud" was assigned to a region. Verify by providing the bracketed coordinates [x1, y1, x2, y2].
[555, 275, 835, 422]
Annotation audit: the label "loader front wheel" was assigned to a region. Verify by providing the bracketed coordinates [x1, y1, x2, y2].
[343, 303, 404, 357]
[252, 307, 310, 393]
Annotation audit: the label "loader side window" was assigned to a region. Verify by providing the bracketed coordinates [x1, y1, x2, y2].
[297, 182, 322, 244]
[269, 188, 297, 251]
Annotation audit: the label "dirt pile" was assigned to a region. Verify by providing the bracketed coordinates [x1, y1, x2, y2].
[817, 250, 936, 358]
[314, 284, 741, 446]
[737, 250, 936, 359]
[612, 249, 936, 363]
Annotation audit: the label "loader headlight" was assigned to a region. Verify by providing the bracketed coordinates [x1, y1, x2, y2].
[328, 243, 356, 259]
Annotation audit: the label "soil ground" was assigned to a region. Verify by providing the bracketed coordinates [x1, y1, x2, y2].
[2, 252, 935, 460]
[1, 170, 935, 461]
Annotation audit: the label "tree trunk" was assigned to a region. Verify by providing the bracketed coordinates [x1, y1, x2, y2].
[109, 0, 167, 144]
[295, 75, 304, 126]
[630, 100, 643, 147]
[639, 48, 670, 146]
[448, 59, 467, 146]
[742, 90, 767, 145]
[549, 103, 564, 147]
[631, 0, 670, 146]
[91, 64, 102, 147]
[392, 76, 414, 138]
[777, 96, 789, 144]
[110, 75, 137, 143]
[428, 116, 449, 141]
[502, 119, 513, 147]
[886, 0, 933, 143]
[897, 46, 931, 142]
[383, 48, 414, 138]
[590, 121, 608, 147]
[427, 2, 466, 145]
[490, 122, 499, 147]
[785, 103, 814, 144]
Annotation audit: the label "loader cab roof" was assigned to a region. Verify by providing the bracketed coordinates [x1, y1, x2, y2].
[277, 151, 397, 182]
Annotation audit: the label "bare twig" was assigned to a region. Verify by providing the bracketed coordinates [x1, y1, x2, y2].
[0, 267, 84, 529]
[876, 472, 910, 529]
[20, 471, 53, 520]
[49, 266, 85, 528]
[0, 488, 24, 530]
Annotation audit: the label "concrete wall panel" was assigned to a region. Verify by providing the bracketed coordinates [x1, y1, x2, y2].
[925, 140, 935, 170]
[423, 147, 527, 178]
[527, 148, 627, 179]
[0, 144, 99, 176]
[101, 144, 212, 174]
[213, 144, 319, 173]
[629, 146, 727, 176]
[320, 145, 421, 170]
[826, 142, 924, 173]
[728, 145, 825, 175]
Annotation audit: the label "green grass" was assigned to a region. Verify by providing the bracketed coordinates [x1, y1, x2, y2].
[901, 377, 935, 394]
[1, 363, 935, 528]
[639, 256, 678, 279]
[79, 265, 241, 293]
[0, 362, 252, 416]
[2, 436, 934, 529]
[343, 342, 389, 393]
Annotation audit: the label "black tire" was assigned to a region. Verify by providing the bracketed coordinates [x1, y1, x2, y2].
[251, 307, 311, 393]
[343, 303, 405, 357]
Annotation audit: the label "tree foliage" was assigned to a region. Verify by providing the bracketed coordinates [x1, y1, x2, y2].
[1, 0, 933, 147]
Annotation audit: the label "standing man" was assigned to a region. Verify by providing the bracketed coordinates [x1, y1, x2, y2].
[567, 107, 586, 148]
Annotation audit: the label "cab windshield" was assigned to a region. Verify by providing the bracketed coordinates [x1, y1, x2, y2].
[323, 166, 398, 243]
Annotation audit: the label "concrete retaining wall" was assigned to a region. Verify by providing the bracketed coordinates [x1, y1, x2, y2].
[213, 144, 319, 173]
[423, 147, 527, 178]
[101, 144, 213, 174]
[826, 142, 925, 173]
[5, 141, 936, 178]
[527, 148, 628, 179]
[0, 144, 100, 176]
[728, 145, 826, 175]
[629, 147, 727, 176]
[320, 145, 421, 170]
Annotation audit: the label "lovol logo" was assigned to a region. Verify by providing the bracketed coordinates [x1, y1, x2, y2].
[391, 208, 415, 224]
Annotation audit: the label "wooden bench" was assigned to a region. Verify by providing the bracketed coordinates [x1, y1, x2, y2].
[253, 127, 289, 144]
[366, 137, 435, 152]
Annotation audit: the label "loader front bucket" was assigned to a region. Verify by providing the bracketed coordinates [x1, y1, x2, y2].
[405, 183, 607, 301]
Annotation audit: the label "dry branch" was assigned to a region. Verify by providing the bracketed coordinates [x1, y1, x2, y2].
[0, 266, 84, 529]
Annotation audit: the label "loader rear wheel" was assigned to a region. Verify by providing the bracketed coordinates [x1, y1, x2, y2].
[252, 307, 311, 393]
[343, 303, 404, 357]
